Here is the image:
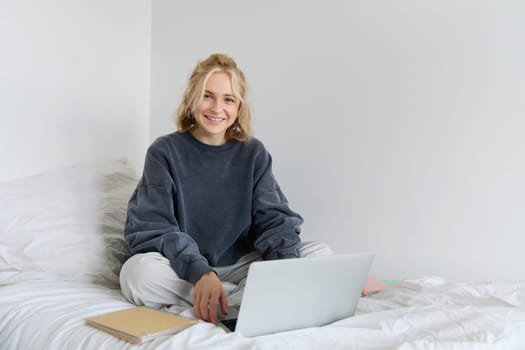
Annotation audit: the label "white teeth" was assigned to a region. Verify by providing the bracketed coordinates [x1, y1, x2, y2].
[206, 115, 223, 121]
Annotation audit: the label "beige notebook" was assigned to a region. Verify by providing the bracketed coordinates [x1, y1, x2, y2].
[85, 306, 197, 344]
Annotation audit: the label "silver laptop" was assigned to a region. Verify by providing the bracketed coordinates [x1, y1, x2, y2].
[220, 253, 374, 337]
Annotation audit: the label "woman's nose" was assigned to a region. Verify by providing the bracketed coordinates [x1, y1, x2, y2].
[211, 99, 223, 112]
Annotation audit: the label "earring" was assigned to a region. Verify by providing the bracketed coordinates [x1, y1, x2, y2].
[187, 110, 196, 127]
[234, 119, 241, 132]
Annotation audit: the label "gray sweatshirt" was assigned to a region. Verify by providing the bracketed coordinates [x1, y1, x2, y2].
[124, 131, 303, 284]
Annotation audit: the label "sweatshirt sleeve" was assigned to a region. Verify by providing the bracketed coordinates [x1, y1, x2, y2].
[251, 149, 303, 259]
[124, 142, 213, 284]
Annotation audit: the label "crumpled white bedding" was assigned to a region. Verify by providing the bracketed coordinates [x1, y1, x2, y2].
[1, 276, 524, 350]
[2, 162, 525, 349]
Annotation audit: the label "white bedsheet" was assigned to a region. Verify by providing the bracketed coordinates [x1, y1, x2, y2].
[3, 162, 523, 349]
[1, 277, 525, 350]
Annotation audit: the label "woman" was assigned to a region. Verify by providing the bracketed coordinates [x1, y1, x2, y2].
[120, 53, 332, 324]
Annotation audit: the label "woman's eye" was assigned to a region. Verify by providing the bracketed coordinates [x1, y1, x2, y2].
[225, 98, 236, 104]
[203, 94, 212, 99]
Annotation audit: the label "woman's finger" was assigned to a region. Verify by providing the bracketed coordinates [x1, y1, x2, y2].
[220, 289, 229, 316]
[199, 293, 210, 321]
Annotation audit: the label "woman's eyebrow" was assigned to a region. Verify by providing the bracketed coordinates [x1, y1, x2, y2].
[205, 90, 236, 98]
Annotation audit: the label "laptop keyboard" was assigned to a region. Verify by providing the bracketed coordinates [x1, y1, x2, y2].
[221, 318, 238, 332]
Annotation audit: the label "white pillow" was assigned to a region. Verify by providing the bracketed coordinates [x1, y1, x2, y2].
[0, 159, 138, 287]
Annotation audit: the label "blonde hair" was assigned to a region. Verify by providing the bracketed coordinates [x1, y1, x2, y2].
[175, 53, 252, 142]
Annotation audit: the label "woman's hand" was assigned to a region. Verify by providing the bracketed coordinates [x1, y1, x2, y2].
[193, 271, 228, 323]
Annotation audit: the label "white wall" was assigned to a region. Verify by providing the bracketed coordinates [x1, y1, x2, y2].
[2, 1, 523, 282]
[150, 0, 525, 282]
[0, 0, 151, 181]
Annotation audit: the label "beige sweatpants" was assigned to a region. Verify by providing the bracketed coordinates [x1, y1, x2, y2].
[119, 241, 333, 311]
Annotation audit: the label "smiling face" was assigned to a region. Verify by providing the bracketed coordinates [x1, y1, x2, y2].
[191, 72, 240, 145]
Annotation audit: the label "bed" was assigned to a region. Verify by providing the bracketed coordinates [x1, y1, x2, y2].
[1, 160, 525, 349]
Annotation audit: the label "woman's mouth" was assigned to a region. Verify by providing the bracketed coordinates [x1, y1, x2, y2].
[205, 115, 225, 122]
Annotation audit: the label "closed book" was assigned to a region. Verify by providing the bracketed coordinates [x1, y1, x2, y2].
[85, 306, 197, 344]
